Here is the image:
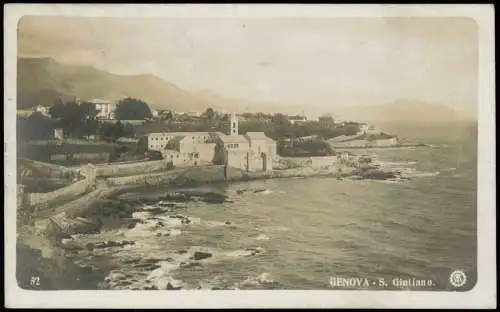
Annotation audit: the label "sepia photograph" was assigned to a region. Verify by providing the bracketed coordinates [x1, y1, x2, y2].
[4, 4, 496, 309]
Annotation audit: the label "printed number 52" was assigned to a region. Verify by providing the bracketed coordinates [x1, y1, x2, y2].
[30, 276, 40, 286]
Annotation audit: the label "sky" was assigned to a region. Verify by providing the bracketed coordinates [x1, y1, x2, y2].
[18, 16, 478, 117]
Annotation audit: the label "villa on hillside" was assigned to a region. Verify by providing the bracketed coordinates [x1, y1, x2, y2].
[288, 115, 308, 125]
[145, 113, 276, 172]
[34, 105, 50, 116]
[88, 98, 116, 120]
[318, 114, 335, 128]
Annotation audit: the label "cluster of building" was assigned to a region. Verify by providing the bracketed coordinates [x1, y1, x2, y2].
[146, 113, 277, 173]
[22, 98, 161, 121]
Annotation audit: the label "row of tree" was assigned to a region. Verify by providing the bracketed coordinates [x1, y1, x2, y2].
[18, 98, 143, 141]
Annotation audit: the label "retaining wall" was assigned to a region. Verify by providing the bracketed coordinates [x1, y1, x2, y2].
[94, 159, 172, 177]
[27, 178, 93, 206]
[21, 158, 79, 178]
[56, 188, 104, 219]
[105, 171, 177, 186]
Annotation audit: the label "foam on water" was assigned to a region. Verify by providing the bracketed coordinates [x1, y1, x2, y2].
[223, 247, 266, 258]
[69, 137, 477, 291]
[379, 161, 418, 166]
[255, 234, 270, 241]
[237, 272, 277, 289]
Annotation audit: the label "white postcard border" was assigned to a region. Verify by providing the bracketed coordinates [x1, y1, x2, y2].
[4, 4, 496, 309]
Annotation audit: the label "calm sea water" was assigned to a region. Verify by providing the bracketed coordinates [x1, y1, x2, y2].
[77, 125, 477, 291]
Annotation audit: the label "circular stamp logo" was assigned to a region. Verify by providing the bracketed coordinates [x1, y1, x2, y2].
[449, 270, 467, 287]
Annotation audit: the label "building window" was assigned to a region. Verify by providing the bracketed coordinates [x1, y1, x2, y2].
[235, 144, 239, 148]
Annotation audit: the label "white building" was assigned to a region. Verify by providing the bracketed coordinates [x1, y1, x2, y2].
[218, 113, 276, 173]
[150, 108, 159, 118]
[185, 111, 201, 117]
[145, 113, 276, 172]
[54, 128, 64, 140]
[358, 123, 370, 134]
[147, 132, 220, 165]
[34, 105, 50, 116]
[89, 99, 116, 120]
[288, 115, 308, 125]
[223, 112, 239, 136]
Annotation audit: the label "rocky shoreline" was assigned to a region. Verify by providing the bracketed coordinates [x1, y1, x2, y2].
[17, 164, 405, 290]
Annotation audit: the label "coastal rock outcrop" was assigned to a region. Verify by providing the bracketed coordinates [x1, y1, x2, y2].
[190, 251, 213, 261]
[86, 240, 135, 250]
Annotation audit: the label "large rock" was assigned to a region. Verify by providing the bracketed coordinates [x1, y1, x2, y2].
[190, 251, 213, 261]
[86, 240, 135, 250]
[166, 280, 185, 290]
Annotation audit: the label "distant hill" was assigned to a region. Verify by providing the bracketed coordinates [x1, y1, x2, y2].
[17, 57, 474, 127]
[17, 57, 215, 111]
[331, 99, 471, 124]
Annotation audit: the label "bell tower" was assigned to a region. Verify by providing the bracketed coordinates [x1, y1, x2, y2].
[224, 112, 239, 136]
[230, 112, 238, 136]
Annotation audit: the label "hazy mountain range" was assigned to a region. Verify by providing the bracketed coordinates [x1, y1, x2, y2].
[17, 57, 473, 124]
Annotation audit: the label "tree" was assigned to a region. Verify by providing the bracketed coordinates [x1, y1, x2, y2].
[115, 97, 152, 120]
[203, 107, 215, 121]
[79, 102, 99, 120]
[50, 100, 81, 137]
[161, 110, 174, 122]
[18, 112, 54, 141]
[272, 113, 290, 126]
[100, 121, 125, 141]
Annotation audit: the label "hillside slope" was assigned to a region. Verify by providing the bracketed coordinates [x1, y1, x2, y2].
[17, 57, 214, 111]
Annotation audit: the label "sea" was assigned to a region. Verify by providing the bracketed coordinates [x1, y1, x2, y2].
[69, 123, 478, 291]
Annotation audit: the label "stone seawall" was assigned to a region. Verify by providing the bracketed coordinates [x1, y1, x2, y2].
[94, 160, 172, 178]
[105, 171, 179, 186]
[27, 178, 92, 206]
[21, 158, 79, 178]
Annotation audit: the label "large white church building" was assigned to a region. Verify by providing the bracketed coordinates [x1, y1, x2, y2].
[146, 113, 277, 173]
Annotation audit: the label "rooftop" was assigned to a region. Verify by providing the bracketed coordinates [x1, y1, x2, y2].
[166, 136, 186, 150]
[148, 132, 220, 137]
[245, 132, 269, 140]
[88, 98, 113, 104]
[219, 134, 249, 144]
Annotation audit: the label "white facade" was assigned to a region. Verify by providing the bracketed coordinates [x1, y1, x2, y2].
[219, 119, 275, 173]
[358, 123, 370, 134]
[147, 132, 220, 166]
[89, 99, 116, 120]
[54, 128, 64, 140]
[223, 112, 239, 136]
[34, 105, 49, 115]
[289, 116, 308, 125]
[145, 113, 275, 172]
